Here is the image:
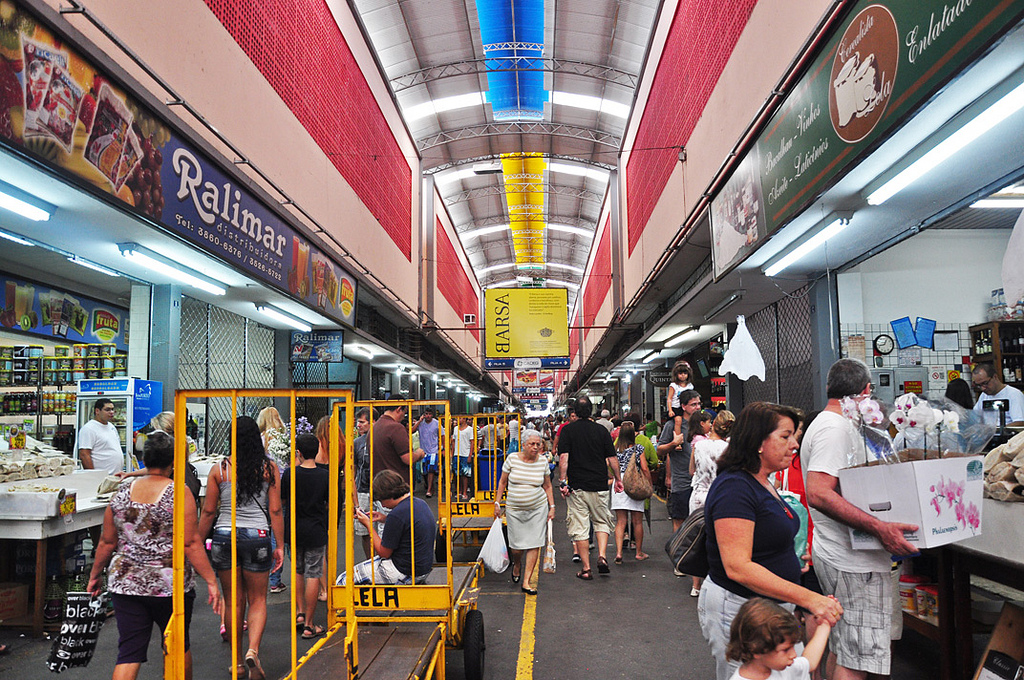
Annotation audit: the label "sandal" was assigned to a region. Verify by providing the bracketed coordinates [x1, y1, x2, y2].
[302, 624, 326, 639]
[245, 649, 265, 680]
[613, 556, 623, 564]
[635, 552, 650, 561]
[575, 569, 593, 581]
[571, 553, 581, 563]
[233, 662, 248, 677]
[295, 613, 306, 631]
[220, 623, 229, 642]
[597, 557, 610, 574]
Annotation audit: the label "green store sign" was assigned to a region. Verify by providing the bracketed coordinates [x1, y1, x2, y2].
[711, 0, 1024, 279]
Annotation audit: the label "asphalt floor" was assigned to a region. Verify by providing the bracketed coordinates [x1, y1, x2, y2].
[1, 489, 947, 679]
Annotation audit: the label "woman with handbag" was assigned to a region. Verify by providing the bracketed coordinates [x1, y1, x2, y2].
[610, 422, 651, 563]
[493, 429, 556, 595]
[698, 402, 843, 680]
[684, 410, 734, 597]
[198, 416, 285, 680]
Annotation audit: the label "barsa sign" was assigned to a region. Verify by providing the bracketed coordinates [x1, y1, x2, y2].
[491, 293, 510, 354]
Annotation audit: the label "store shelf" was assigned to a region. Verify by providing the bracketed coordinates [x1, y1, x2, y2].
[903, 611, 940, 640]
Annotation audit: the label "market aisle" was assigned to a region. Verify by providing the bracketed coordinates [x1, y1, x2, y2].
[2, 488, 944, 679]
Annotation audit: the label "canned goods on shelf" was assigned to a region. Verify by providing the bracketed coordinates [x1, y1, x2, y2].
[0, 346, 12, 358]
[86, 344, 101, 357]
[86, 369, 101, 379]
[113, 369, 128, 377]
[54, 345, 71, 357]
[113, 355, 127, 369]
[73, 370, 86, 381]
[86, 358, 99, 370]
[73, 344, 88, 357]
[99, 344, 116, 356]
[101, 358, 114, 370]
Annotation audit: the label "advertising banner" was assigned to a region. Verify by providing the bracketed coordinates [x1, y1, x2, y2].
[0, 274, 128, 350]
[512, 368, 555, 394]
[711, 0, 1024, 279]
[290, 330, 344, 362]
[484, 288, 569, 359]
[0, 1, 357, 326]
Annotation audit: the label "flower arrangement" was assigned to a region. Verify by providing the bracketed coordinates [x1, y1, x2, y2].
[891, 394, 959, 456]
[838, 395, 898, 465]
[264, 417, 315, 471]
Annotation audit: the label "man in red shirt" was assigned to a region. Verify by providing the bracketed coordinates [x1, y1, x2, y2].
[372, 401, 424, 484]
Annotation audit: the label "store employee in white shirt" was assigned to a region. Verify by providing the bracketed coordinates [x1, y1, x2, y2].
[972, 363, 1024, 426]
[78, 398, 124, 473]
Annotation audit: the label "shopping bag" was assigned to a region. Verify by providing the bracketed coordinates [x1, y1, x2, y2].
[479, 517, 509, 573]
[46, 591, 109, 672]
[543, 520, 556, 574]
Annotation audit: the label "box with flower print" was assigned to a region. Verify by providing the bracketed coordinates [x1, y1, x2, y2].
[838, 455, 985, 549]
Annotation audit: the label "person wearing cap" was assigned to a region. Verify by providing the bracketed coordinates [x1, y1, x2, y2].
[595, 409, 614, 433]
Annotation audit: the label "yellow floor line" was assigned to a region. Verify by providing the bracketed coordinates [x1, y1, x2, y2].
[514, 591, 538, 679]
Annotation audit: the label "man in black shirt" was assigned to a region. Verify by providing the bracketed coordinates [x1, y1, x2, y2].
[557, 396, 623, 580]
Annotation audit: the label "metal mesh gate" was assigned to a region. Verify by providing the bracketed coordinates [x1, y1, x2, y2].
[179, 297, 276, 456]
[742, 285, 814, 414]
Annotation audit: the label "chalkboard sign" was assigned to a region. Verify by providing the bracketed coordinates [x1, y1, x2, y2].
[46, 592, 108, 672]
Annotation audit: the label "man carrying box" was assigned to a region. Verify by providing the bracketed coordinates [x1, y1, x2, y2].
[802, 358, 918, 680]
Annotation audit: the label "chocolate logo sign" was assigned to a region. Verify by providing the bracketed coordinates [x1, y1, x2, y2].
[829, 5, 899, 143]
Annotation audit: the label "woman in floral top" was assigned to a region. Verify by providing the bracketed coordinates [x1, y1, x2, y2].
[88, 432, 221, 680]
[610, 422, 651, 563]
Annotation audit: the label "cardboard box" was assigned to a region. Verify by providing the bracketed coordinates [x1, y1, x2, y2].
[973, 603, 1024, 680]
[838, 455, 985, 549]
[0, 582, 29, 621]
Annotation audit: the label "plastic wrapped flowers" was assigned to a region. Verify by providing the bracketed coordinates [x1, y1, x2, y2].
[838, 394, 899, 465]
[891, 393, 995, 458]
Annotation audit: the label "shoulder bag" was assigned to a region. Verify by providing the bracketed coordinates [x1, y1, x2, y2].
[622, 447, 653, 501]
[664, 506, 708, 577]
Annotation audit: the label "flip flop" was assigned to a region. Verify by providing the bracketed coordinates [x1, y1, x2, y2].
[571, 554, 581, 563]
[597, 557, 610, 574]
[301, 624, 326, 639]
[575, 569, 593, 581]
[295, 613, 306, 631]
[635, 553, 650, 561]
[614, 556, 623, 564]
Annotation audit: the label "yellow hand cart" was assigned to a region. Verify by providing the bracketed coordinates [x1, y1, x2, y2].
[163, 392, 486, 680]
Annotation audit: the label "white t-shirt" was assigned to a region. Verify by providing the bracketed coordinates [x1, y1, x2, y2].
[455, 427, 473, 459]
[730, 657, 810, 680]
[78, 419, 124, 474]
[478, 423, 499, 450]
[800, 410, 890, 573]
[508, 419, 520, 442]
[973, 384, 1024, 425]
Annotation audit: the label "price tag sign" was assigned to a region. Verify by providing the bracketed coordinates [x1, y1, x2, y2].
[58, 490, 76, 517]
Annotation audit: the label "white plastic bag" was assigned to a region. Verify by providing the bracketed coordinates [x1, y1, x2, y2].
[543, 520, 556, 574]
[720, 315, 765, 381]
[479, 518, 509, 573]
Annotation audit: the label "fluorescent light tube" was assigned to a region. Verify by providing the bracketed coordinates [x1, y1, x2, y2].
[461, 224, 509, 239]
[0, 229, 34, 246]
[665, 328, 699, 347]
[256, 304, 312, 332]
[641, 351, 661, 363]
[868, 80, 1024, 205]
[764, 219, 849, 277]
[67, 256, 119, 277]
[348, 345, 374, 360]
[972, 198, 1024, 208]
[704, 292, 744, 322]
[0, 181, 52, 221]
[547, 223, 594, 238]
[119, 244, 227, 295]
[478, 262, 515, 274]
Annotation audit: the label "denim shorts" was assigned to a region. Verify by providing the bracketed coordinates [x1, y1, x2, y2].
[210, 527, 273, 572]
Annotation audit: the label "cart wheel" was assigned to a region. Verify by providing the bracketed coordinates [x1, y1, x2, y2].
[462, 609, 485, 680]
[435, 527, 446, 563]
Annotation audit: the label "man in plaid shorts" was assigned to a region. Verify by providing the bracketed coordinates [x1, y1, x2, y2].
[802, 359, 919, 679]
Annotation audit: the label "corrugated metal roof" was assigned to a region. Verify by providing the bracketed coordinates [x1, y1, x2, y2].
[351, 0, 660, 304]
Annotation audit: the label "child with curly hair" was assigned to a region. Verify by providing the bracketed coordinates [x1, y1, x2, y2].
[726, 597, 831, 680]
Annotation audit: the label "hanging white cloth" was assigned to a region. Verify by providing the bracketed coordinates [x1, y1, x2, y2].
[720, 315, 766, 381]
[1001, 209, 1024, 308]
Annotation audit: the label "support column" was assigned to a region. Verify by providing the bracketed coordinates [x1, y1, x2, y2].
[809, 273, 840, 409]
[148, 285, 181, 411]
[127, 285, 151, 380]
[273, 329, 292, 416]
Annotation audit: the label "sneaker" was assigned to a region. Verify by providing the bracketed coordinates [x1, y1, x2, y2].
[269, 584, 287, 594]
[690, 587, 700, 597]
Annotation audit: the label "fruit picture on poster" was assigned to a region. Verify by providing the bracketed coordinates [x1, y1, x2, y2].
[0, 1, 167, 220]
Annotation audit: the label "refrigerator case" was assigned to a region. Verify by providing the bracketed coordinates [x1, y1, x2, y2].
[74, 378, 163, 470]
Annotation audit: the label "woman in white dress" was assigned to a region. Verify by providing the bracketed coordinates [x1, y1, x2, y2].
[689, 410, 736, 514]
[610, 422, 651, 563]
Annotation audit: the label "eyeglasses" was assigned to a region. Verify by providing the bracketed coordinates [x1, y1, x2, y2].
[973, 378, 991, 390]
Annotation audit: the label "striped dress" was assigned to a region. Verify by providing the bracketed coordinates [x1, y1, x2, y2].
[502, 452, 550, 550]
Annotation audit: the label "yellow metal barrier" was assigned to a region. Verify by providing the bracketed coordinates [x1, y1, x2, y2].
[166, 389, 354, 680]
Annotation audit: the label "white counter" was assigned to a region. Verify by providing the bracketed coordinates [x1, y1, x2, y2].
[0, 470, 109, 540]
[951, 498, 1024, 568]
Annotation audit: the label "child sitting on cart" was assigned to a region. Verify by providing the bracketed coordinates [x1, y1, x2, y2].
[339, 470, 436, 585]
